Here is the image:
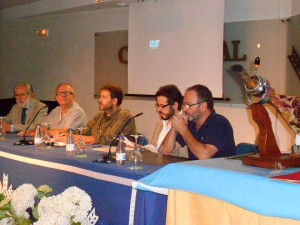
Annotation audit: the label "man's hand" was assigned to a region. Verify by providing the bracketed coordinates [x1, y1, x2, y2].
[171, 113, 188, 134]
[55, 133, 68, 143]
[2, 122, 11, 132]
[55, 133, 95, 145]
[55, 133, 80, 143]
[18, 130, 35, 136]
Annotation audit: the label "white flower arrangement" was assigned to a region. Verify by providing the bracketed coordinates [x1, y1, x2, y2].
[0, 174, 98, 225]
[11, 184, 38, 219]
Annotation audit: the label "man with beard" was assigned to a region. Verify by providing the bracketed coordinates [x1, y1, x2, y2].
[163, 84, 236, 160]
[143, 85, 188, 158]
[79, 84, 137, 145]
[3, 82, 48, 132]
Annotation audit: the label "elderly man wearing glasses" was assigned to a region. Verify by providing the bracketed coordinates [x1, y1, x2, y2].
[44, 83, 87, 136]
[19, 83, 88, 137]
[142, 84, 188, 158]
[163, 84, 236, 160]
[3, 82, 48, 132]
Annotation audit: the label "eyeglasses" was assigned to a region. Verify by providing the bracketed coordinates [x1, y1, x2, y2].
[155, 103, 171, 109]
[182, 101, 204, 109]
[56, 91, 74, 96]
[14, 93, 29, 98]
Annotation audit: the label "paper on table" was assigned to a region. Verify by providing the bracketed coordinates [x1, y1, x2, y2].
[53, 141, 66, 147]
[296, 133, 300, 145]
[123, 133, 159, 153]
[142, 144, 158, 153]
[92, 146, 116, 152]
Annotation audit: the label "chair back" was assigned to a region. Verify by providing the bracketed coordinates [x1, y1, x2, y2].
[127, 133, 149, 146]
[40, 100, 59, 114]
[236, 143, 258, 155]
[0, 98, 16, 116]
[137, 133, 149, 145]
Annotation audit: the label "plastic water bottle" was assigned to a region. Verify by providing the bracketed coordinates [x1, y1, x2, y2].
[34, 124, 42, 147]
[116, 135, 126, 166]
[66, 128, 75, 155]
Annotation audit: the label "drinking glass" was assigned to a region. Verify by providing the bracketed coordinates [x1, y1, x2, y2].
[75, 127, 87, 157]
[128, 134, 143, 170]
[0, 117, 6, 141]
[41, 123, 52, 149]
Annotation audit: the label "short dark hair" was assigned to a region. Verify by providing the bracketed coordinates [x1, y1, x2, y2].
[186, 84, 214, 109]
[155, 84, 183, 110]
[101, 84, 123, 105]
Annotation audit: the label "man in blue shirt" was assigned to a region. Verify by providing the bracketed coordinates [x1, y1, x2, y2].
[163, 84, 236, 160]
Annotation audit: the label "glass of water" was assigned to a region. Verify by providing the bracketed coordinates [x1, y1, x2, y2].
[75, 127, 87, 157]
[41, 123, 52, 149]
[128, 134, 143, 170]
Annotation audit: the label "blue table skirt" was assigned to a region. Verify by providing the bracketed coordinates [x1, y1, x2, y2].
[0, 134, 167, 225]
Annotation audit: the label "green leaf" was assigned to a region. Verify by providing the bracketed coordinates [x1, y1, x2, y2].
[19, 218, 31, 225]
[9, 204, 17, 218]
[32, 206, 39, 220]
[37, 191, 45, 200]
[0, 210, 8, 219]
[71, 222, 81, 225]
[1, 203, 10, 210]
[37, 185, 52, 195]
[0, 194, 4, 202]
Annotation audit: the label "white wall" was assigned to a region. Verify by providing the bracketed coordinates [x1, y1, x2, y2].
[225, 0, 281, 22]
[223, 19, 290, 103]
[0, 8, 129, 119]
[224, 0, 296, 22]
[292, 0, 300, 16]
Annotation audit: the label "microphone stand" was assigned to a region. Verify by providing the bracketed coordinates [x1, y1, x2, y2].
[14, 106, 48, 146]
[95, 112, 143, 163]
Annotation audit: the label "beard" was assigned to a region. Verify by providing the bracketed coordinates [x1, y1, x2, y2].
[159, 107, 175, 121]
[16, 100, 27, 108]
[99, 102, 114, 113]
[17, 101, 25, 107]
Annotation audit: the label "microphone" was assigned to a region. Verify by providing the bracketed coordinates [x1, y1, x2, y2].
[94, 112, 143, 163]
[14, 105, 48, 146]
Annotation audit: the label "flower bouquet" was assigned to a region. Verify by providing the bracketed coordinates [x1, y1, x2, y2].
[0, 174, 98, 225]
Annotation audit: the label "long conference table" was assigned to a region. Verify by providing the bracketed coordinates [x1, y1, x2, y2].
[2, 134, 300, 225]
[0, 134, 170, 225]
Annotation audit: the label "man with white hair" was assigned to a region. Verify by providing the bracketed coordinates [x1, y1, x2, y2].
[45, 83, 87, 135]
[3, 82, 48, 132]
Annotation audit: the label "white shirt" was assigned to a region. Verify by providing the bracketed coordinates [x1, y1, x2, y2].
[155, 119, 172, 152]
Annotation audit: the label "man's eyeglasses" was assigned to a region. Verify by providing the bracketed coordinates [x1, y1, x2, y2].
[15, 93, 29, 98]
[56, 91, 74, 96]
[182, 101, 204, 109]
[155, 103, 171, 109]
